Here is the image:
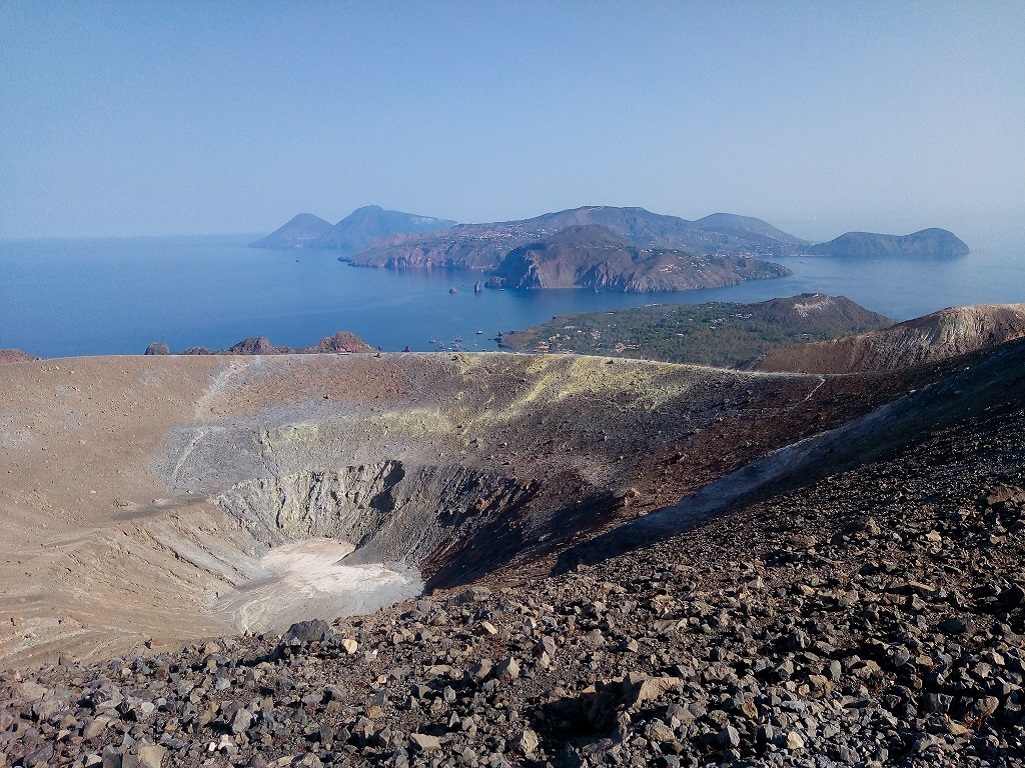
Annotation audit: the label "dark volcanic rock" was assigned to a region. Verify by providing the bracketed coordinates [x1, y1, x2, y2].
[808, 227, 969, 258]
[228, 336, 275, 355]
[312, 331, 377, 354]
[149, 331, 374, 356]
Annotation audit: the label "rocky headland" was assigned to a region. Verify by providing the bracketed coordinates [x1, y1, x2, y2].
[144, 332, 375, 356]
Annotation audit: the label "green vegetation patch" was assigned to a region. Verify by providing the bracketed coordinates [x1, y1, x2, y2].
[496, 295, 892, 368]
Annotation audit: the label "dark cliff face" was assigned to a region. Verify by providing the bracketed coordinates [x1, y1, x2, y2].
[807, 228, 970, 258]
[488, 225, 790, 292]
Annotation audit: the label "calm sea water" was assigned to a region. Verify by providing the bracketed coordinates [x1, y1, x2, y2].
[1, 234, 1023, 359]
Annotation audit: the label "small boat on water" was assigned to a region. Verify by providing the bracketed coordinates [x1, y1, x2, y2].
[475, 330, 484, 335]
[454, 337, 463, 343]
[429, 339, 436, 344]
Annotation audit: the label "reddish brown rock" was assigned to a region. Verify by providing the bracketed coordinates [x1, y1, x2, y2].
[0, 349, 40, 364]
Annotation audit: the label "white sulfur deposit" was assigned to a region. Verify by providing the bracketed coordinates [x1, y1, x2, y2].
[214, 539, 423, 633]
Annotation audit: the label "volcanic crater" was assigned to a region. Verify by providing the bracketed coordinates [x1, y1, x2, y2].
[0, 351, 917, 669]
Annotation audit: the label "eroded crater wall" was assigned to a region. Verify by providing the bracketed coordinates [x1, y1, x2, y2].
[0, 351, 915, 666]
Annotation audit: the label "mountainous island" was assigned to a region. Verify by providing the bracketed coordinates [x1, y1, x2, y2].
[252, 205, 970, 294]
[807, 228, 970, 258]
[347, 206, 806, 270]
[249, 205, 457, 255]
[497, 293, 893, 366]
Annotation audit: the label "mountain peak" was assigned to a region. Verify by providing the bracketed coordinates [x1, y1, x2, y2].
[247, 213, 333, 249]
[249, 207, 457, 254]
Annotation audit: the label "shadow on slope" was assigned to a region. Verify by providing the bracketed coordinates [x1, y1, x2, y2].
[556, 336, 1025, 573]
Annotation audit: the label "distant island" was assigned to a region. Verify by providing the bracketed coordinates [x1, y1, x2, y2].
[346, 206, 808, 270]
[807, 228, 969, 258]
[249, 205, 456, 255]
[250, 205, 970, 293]
[497, 293, 893, 367]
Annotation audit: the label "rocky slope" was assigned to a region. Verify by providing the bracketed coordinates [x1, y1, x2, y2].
[144, 332, 375, 356]
[0, 350, 39, 365]
[497, 293, 892, 367]
[806, 229, 969, 258]
[486, 225, 790, 292]
[347, 206, 807, 272]
[752, 303, 1025, 374]
[250, 207, 456, 254]
[3, 339, 1025, 767]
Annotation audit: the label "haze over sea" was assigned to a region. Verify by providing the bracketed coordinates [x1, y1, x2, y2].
[1, 234, 1023, 360]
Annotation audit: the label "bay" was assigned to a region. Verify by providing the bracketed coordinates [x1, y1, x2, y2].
[1, 234, 1022, 360]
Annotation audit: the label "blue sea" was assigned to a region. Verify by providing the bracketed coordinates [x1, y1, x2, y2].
[1, 234, 1023, 359]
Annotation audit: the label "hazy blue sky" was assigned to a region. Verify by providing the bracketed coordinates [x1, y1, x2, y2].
[2, 1, 1022, 242]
